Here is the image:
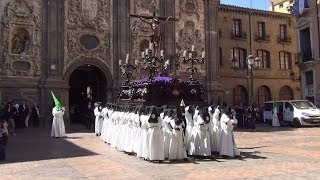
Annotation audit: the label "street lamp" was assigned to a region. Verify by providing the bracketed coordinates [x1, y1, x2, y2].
[231, 54, 261, 106]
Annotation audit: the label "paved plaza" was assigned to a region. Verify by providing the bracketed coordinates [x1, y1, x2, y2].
[0, 124, 319, 179]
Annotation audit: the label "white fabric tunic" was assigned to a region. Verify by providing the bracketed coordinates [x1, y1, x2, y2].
[168, 120, 187, 160]
[220, 114, 240, 157]
[94, 107, 104, 134]
[51, 107, 66, 138]
[162, 115, 173, 159]
[184, 106, 194, 153]
[148, 117, 164, 161]
[272, 107, 280, 127]
[208, 107, 221, 153]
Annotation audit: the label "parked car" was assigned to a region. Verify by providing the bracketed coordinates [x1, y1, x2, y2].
[263, 100, 320, 127]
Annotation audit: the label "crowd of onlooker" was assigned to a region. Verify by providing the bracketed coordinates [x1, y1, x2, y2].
[233, 104, 264, 131]
[0, 100, 40, 161]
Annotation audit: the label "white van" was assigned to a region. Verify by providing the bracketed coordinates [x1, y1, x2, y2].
[263, 100, 320, 127]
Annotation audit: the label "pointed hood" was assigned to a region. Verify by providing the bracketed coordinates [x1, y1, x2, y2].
[51, 91, 62, 110]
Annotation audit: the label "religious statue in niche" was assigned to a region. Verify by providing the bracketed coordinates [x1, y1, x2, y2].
[11, 27, 31, 54]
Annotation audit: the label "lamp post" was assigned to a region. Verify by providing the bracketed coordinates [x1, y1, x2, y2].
[231, 54, 261, 106]
[182, 45, 205, 82]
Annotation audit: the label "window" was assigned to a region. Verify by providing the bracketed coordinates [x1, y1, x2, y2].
[256, 49, 270, 68]
[219, 47, 223, 66]
[279, 3, 283, 8]
[279, 51, 292, 69]
[279, 86, 294, 100]
[233, 19, 242, 36]
[230, 48, 247, 68]
[280, 24, 287, 40]
[299, 28, 312, 62]
[257, 22, 265, 37]
[233, 85, 247, 106]
[305, 70, 313, 86]
[257, 86, 271, 106]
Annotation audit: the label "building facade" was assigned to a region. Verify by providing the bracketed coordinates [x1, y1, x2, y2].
[0, 0, 299, 126]
[295, 0, 320, 105]
[218, 5, 300, 107]
[270, 0, 295, 13]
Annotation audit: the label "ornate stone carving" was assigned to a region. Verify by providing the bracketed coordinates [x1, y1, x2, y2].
[64, 0, 111, 73]
[0, 0, 41, 77]
[130, 19, 152, 61]
[179, 0, 200, 21]
[81, 0, 98, 20]
[133, 0, 156, 13]
[176, 21, 203, 52]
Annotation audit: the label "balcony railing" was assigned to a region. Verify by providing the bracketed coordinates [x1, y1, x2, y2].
[231, 31, 247, 40]
[278, 35, 292, 43]
[254, 33, 270, 42]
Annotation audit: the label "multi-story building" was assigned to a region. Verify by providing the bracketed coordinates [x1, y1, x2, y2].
[270, 0, 295, 13]
[295, 0, 320, 104]
[218, 4, 300, 106]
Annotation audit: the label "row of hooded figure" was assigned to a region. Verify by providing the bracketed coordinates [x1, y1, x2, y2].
[93, 103, 240, 162]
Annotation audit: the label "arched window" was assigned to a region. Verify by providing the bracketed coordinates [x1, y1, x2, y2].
[257, 85, 271, 106]
[279, 86, 294, 100]
[256, 49, 270, 69]
[230, 47, 247, 68]
[233, 85, 248, 106]
[279, 51, 292, 69]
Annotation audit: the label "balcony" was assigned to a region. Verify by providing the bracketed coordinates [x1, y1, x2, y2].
[231, 31, 247, 40]
[278, 35, 292, 43]
[254, 33, 270, 42]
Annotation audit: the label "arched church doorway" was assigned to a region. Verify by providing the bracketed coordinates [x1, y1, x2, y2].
[69, 64, 108, 124]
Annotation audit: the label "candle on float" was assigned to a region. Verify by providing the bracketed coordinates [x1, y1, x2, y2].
[141, 51, 145, 58]
[149, 42, 153, 50]
[119, 59, 122, 65]
[160, 50, 164, 57]
[191, 45, 195, 51]
[183, 50, 187, 57]
[201, 51, 205, 59]
[189, 52, 192, 58]
[126, 54, 129, 60]
[135, 59, 138, 65]
[145, 49, 148, 55]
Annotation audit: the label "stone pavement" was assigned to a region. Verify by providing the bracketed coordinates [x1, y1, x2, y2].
[0, 124, 319, 179]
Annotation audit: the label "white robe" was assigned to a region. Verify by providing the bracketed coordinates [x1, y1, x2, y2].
[184, 106, 194, 153]
[168, 121, 187, 160]
[163, 116, 173, 159]
[148, 117, 164, 161]
[272, 107, 280, 127]
[208, 107, 221, 153]
[220, 114, 240, 157]
[51, 107, 66, 138]
[94, 107, 104, 134]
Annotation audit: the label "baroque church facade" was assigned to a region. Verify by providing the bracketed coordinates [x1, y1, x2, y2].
[0, 0, 299, 126]
[0, 0, 221, 125]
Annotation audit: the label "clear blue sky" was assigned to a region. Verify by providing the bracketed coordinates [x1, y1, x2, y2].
[221, 0, 270, 10]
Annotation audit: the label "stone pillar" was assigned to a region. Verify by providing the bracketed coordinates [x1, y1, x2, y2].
[113, 0, 130, 99]
[160, 0, 176, 60]
[204, 0, 223, 103]
[40, 0, 67, 127]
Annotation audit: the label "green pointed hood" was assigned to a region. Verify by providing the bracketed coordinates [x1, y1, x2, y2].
[51, 91, 62, 110]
